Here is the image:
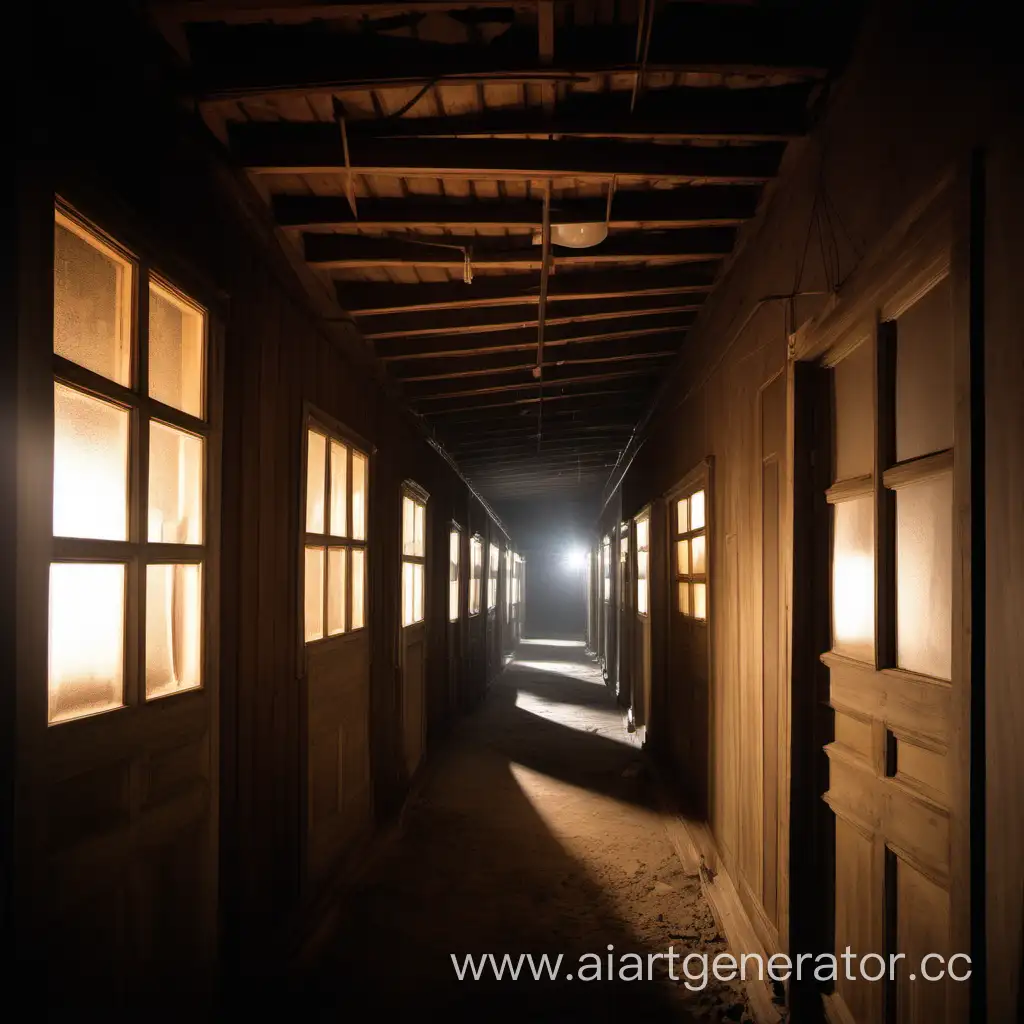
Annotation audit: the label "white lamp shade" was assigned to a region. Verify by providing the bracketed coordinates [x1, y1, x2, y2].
[550, 222, 608, 248]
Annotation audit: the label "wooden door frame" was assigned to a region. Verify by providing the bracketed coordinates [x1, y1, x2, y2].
[632, 503, 653, 733]
[662, 459, 713, 814]
[399, 479, 430, 779]
[13, 172, 226, 985]
[788, 166, 976, 1023]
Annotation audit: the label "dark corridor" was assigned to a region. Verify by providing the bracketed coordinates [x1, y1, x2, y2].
[9, 3, 1024, 1023]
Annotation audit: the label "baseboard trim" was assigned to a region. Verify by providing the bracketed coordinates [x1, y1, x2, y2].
[649, 763, 784, 1024]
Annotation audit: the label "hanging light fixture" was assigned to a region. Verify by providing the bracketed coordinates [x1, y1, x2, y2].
[549, 221, 608, 248]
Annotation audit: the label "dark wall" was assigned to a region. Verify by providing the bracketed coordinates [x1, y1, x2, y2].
[18, 0, 512, 990]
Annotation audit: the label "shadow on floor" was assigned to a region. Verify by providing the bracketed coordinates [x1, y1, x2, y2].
[280, 640, 750, 1022]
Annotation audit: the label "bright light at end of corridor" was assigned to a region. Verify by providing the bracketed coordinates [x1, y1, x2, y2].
[562, 547, 586, 572]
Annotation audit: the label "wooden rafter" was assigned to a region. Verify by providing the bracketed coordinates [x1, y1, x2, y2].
[305, 228, 735, 271]
[233, 128, 785, 183]
[334, 85, 808, 143]
[394, 345, 675, 382]
[338, 265, 718, 314]
[178, 6, 835, 99]
[376, 317, 691, 360]
[419, 385, 647, 415]
[409, 365, 660, 402]
[359, 296, 702, 340]
[275, 188, 759, 232]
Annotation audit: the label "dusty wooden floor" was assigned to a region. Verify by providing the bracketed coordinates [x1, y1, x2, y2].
[301, 640, 756, 1022]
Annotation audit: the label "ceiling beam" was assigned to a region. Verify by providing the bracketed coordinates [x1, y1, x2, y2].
[338, 265, 718, 314]
[185, 8, 835, 99]
[393, 343, 675, 382]
[305, 228, 734, 271]
[445, 424, 634, 445]
[359, 295, 702, 340]
[275, 187, 760, 233]
[410, 365, 659, 402]
[338, 85, 808, 143]
[234, 128, 784, 184]
[157, 1, 540, 26]
[449, 437, 624, 457]
[439, 420, 637, 442]
[376, 315, 691, 360]
[419, 385, 648, 415]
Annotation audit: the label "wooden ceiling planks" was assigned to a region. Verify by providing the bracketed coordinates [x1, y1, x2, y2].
[153, 0, 851, 500]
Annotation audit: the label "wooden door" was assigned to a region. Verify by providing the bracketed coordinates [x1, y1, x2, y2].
[601, 535, 612, 677]
[820, 268, 966, 1024]
[632, 507, 652, 733]
[467, 535, 484, 700]
[400, 486, 428, 778]
[447, 523, 463, 712]
[485, 539, 500, 674]
[18, 201, 221, 998]
[617, 522, 632, 705]
[303, 421, 372, 888]
[666, 470, 710, 816]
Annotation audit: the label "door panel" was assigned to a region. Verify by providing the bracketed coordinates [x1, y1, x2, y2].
[761, 371, 786, 927]
[401, 627, 426, 776]
[306, 635, 372, 885]
[400, 488, 428, 778]
[633, 508, 652, 732]
[666, 472, 710, 817]
[617, 525, 632, 705]
[822, 271, 961, 1024]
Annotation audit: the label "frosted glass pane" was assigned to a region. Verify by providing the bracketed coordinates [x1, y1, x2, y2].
[351, 548, 365, 630]
[329, 441, 347, 537]
[414, 502, 425, 557]
[896, 277, 954, 462]
[327, 547, 347, 636]
[677, 539, 690, 575]
[53, 213, 131, 385]
[691, 490, 706, 530]
[149, 281, 204, 418]
[449, 531, 460, 580]
[149, 421, 204, 544]
[692, 533, 706, 574]
[306, 431, 326, 534]
[677, 581, 690, 615]
[637, 577, 648, 616]
[693, 582, 707, 620]
[305, 546, 325, 642]
[449, 580, 459, 621]
[146, 563, 202, 699]
[402, 561, 414, 626]
[53, 383, 129, 541]
[676, 498, 688, 534]
[49, 562, 125, 723]
[833, 496, 875, 662]
[402, 497, 415, 554]
[414, 563, 424, 622]
[352, 451, 368, 540]
[897, 473, 952, 679]
[636, 517, 649, 550]
[834, 339, 874, 481]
